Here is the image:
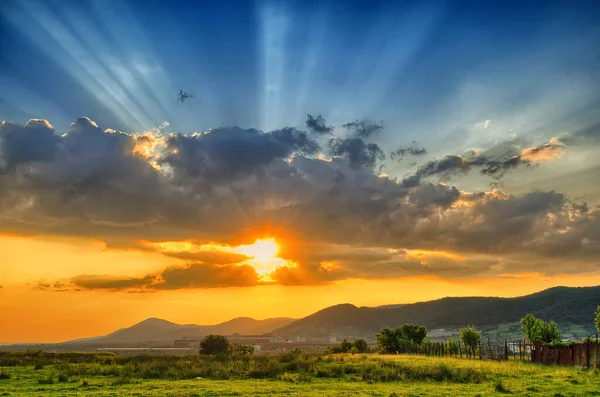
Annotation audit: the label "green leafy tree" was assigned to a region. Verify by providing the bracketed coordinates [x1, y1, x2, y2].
[446, 337, 460, 355]
[595, 306, 600, 334]
[376, 327, 400, 353]
[399, 324, 427, 345]
[520, 314, 544, 343]
[199, 335, 230, 355]
[539, 321, 562, 344]
[376, 326, 418, 353]
[520, 314, 562, 344]
[353, 338, 368, 353]
[460, 325, 481, 356]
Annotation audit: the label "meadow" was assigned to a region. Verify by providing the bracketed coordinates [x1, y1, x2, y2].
[1, 351, 599, 396]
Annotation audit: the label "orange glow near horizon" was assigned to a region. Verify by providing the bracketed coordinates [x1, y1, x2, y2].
[3, 234, 600, 343]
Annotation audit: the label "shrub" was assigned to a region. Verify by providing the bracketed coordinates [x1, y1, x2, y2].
[595, 305, 600, 334]
[199, 335, 230, 356]
[0, 370, 11, 380]
[228, 343, 254, 357]
[58, 373, 69, 383]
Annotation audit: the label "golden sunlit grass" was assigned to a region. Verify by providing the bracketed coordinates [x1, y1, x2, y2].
[1, 352, 599, 396]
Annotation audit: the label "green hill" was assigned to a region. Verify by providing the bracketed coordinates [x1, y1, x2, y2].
[274, 286, 600, 340]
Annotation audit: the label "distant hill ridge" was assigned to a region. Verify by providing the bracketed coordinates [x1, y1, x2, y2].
[273, 286, 600, 339]
[62, 286, 600, 346]
[66, 317, 296, 346]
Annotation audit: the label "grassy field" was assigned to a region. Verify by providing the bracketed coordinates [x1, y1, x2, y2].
[1, 352, 599, 396]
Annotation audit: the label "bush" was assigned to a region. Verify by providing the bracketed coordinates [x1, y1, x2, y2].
[58, 373, 69, 382]
[199, 335, 230, 355]
[0, 370, 11, 380]
[595, 306, 600, 334]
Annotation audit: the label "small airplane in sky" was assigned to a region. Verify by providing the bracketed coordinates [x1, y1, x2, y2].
[177, 89, 194, 103]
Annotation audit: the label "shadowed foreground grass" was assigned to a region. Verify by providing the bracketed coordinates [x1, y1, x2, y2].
[0, 352, 599, 396]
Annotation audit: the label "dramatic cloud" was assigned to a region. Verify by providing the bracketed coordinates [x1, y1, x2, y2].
[161, 126, 319, 185]
[71, 263, 259, 291]
[520, 137, 564, 162]
[2, 117, 599, 289]
[342, 119, 383, 138]
[414, 138, 564, 181]
[305, 114, 333, 135]
[328, 137, 385, 169]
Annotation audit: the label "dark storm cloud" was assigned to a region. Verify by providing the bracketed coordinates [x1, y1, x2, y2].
[161, 126, 319, 184]
[70, 263, 259, 291]
[328, 137, 385, 169]
[342, 119, 383, 138]
[0, 119, 59, 171]
[305, 114, 333, 135]
[2, 117, 599, 287]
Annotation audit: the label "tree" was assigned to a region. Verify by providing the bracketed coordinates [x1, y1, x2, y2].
[340, 339, 353, 353]
[199, 335, 230, 355]
[520, 314, 544, 343]
[228, 343, 254, 356]
[520, 314, 562, 344]
[595, 306, 600, 334]
[376, 327, 400, 353]
[399, 324, 427, 345]
[539, 321, 562, 345]
[353, 338, 368, 353]
[460, 325, 481, 357]
[376, 326, 417, 354]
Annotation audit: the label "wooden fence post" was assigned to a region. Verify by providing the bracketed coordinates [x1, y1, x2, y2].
[586, 339, 590, 369]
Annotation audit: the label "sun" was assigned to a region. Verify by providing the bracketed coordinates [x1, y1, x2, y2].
[232, 238, 294, 277]
[235, 238, 279, 264]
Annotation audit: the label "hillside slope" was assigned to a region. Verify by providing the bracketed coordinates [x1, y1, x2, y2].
[65, 317, 296, 346]
[274, 286, 600, 339]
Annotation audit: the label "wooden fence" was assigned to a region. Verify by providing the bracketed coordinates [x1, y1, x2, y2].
[389, 335, 600, 368]
[532, 339, 600, 368]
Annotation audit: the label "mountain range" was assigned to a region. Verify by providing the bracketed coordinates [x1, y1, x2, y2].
[17, 285, 600, 347]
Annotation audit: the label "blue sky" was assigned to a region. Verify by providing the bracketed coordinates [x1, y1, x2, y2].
[2, 0, 599, 137]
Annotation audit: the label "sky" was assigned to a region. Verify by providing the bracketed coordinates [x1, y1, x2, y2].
[1, 0, 600, 343]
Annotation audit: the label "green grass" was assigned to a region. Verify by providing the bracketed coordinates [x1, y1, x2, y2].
[0, 352, 599, 396]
